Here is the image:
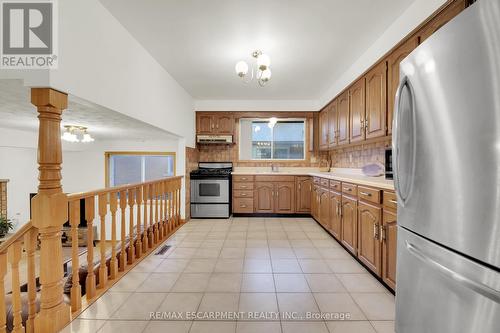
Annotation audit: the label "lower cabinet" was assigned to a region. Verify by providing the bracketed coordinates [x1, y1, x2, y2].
[329, 191, 342, 240]
[254, 181, 295, 214]
[341, 195, 358, 255]
[311, 185, 320, 220]
[357, 201, 382, 276]
[319, 189, 330, 229]
[382, 209, 397, 290]
[295, 177, 312, 213]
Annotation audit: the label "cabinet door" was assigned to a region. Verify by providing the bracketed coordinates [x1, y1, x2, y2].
[341, 195, 358, 255]
[296, 177, 312, 213]
[319, 189, 330, 229]
[254, 182, 274, 213]
[349, 78, 366, 143]
[357, 202, 382, 276]
[311, 185, 319, 220]
[215, 115, 234, 134]
[329, 191, 342, 240]
[197, 114, 214, 134]
[387, 37, 418, 134]
[382, 209, 397, 290]
[275, 182, 295, 214]
[319, 109, 329, 150]
[365, 61, 387, 139]
[337, 91, 349, 145]
[328, 100, 338, 147]
[417, 0, 466, 43]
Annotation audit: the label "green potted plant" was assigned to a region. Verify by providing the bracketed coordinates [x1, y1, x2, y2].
[0, 216, 14, 238]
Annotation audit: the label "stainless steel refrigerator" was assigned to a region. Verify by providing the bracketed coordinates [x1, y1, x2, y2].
[393, 0, 500, 332]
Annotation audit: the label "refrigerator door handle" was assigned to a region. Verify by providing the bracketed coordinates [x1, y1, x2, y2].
[406, 240, 500, 303]
[392, 75, 417, 207]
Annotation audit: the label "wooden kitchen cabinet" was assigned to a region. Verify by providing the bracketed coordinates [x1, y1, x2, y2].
[417, 0, 466, 43]
[196, 113, 234, 135]
[275, 182, 295, 213]
[328, 100, 338, 147]
[296, 177, 312, 213]
[387, 37, 418, 135]
[349, 78, 366, 143]
[319, 108, 329, 150]
[357, 201, 382, 276]
[311, 185, 320, 220]
[341, 195, 358, 255]
[365, 61, 387, 139]
[319, 189, 330, 229]
[255, 180, 295, 214]
[254, 182, 274, 213]
[337, 91, 350, 145]
[382, 208, 397, 290]
[329, 191, 342, 240]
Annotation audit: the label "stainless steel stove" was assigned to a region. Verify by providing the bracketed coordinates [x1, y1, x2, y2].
[190, 162, 232, 218]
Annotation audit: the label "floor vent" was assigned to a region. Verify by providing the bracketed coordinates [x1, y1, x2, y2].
[155, 245, 172, 255]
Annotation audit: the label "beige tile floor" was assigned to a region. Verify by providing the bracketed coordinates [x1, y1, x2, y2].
[62, 217, 395, 333]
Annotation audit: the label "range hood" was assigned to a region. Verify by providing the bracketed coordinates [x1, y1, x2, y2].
[196, 135, 233, 144]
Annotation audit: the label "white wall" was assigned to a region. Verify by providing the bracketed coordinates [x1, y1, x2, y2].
[47, 0, 195, 147]
[318, 0, 447, 107]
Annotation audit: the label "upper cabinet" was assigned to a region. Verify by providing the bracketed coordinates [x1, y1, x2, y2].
[319, 108, 329, 150]
[387, 37, 418, 135]
[337, 91, 350, 145]
[365, 61, 387, 139]
[328, 100, 338, 148]
[349, 78, 366, 143]
[196, 113, 234, 135]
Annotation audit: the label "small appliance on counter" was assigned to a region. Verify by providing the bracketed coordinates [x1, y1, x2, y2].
[384, 147, 393, 179]
[190, 162, 232, 218]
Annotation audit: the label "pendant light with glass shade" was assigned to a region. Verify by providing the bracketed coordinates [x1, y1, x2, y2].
[235, 50, 272, 87]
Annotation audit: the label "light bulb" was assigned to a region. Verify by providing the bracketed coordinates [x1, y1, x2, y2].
[61, 131, 73, 142]
[257, 53, 270, 70]
[82, 133, 95, 143]
[260, 68, 272, 81]
[235, 61, 248, 77]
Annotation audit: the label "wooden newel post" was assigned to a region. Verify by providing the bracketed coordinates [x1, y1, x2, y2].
[30, 88, 71, 333]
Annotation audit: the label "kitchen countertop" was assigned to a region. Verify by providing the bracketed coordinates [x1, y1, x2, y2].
[232, 168, 394, 190]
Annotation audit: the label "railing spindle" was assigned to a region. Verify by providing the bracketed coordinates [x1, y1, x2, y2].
[8, 241, 23, 333]
[69, 200, 81, 312]
[109, 192, 118, 279]
[0, 251, 7, 333]
[24, 228, 37, 333]
[159, 182, 164, 239]
[135, 186, 142, 258]
[85, 197, 96, 299]
[128, 188, 135, 264]
[98, 194, 108, 288]
[149, 184, 154, 247]
[142, 185, 149, 252]
[119, 190, 127, 271]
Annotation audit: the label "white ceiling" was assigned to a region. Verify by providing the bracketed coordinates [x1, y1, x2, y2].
[0, 80, 178, 141]
[100, 0, 415, 101]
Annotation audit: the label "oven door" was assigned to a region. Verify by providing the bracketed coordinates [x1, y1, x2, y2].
[191, 179, 229, 203]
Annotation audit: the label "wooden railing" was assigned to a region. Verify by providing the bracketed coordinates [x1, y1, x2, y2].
[0, 176, 183, 333]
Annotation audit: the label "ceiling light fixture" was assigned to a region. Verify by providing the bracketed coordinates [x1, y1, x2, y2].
[235, 50, 272, 87]
[61, 125, 95, 143]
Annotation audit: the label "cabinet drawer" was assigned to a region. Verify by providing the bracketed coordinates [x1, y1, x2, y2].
[329, 180, 341, 192]
[233, 175, 254, 182]
[342, 183, 358, 196]
[313, 177, 321, 184]
[233, 198, 254, 213]
[233, 190, 253, 198]
[320, 178, 329, 187]
[383, 191, 398, 210]
[234, 182, 254, 190]
[358, 186, 381, 204]
[255, 175, 294, 182]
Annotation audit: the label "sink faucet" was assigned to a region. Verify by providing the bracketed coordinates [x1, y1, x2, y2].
[271, 164, 279, 172]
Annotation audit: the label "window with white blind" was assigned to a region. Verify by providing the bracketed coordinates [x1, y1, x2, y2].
[106, 152, 175, 187]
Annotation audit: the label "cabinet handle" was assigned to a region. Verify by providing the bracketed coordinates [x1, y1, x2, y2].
[240, 204, 247, 208]
[241, 193, 247, 196]
[380, 225, 386, 242]
[389, 199, 398, 204]
[241, 185, 247, 189]
[344, 187, 352, 192]
[360, 191, 372, 197]
[373, 223, 380, 240]
[241, 177, 247, 181]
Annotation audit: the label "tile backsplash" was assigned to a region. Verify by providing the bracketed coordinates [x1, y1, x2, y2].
[328, 139, 390, 168]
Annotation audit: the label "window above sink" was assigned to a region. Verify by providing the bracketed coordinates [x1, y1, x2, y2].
[239, 118, 305, 160]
